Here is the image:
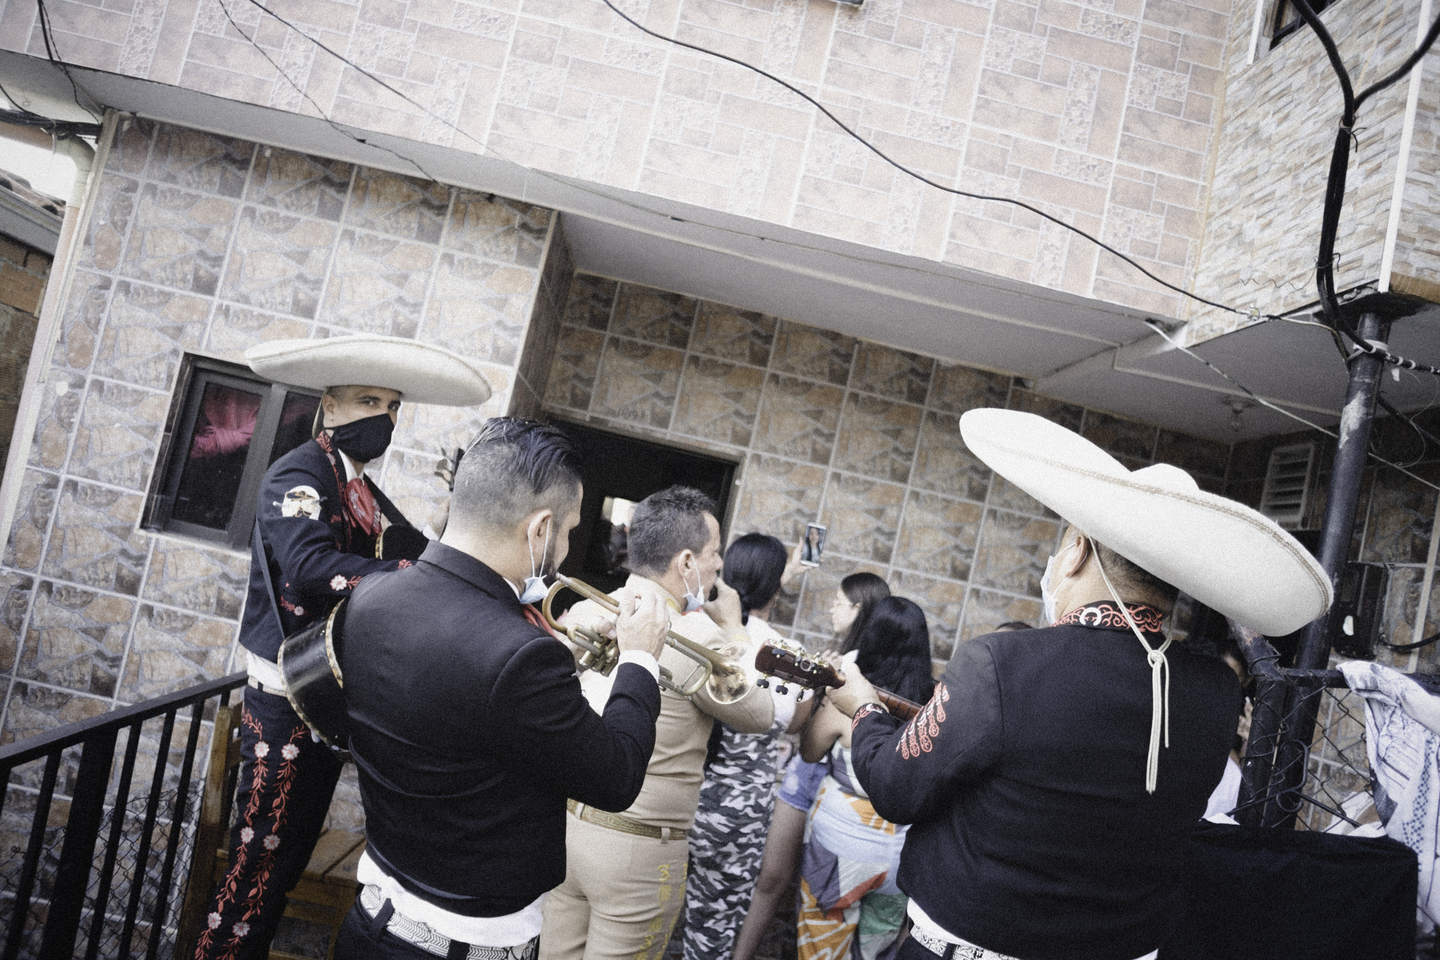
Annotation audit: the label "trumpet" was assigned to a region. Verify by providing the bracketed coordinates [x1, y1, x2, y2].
[541, 574, 756, 704]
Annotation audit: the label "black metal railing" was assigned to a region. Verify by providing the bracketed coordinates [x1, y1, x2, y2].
[1, 672, 246, 960]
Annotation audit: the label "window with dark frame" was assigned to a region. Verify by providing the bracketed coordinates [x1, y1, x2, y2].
[1271, 0, 1336, 48]
[145, 355, 321, 550]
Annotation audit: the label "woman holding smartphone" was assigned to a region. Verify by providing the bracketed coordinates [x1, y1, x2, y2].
[731, 570, 891, 960]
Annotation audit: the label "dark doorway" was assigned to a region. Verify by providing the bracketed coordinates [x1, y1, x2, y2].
[551, 420, 739, 607]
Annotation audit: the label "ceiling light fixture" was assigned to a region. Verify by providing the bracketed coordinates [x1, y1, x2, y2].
[1223, 396, 1255, 433]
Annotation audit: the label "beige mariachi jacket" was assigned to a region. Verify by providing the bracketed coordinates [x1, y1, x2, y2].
[563, 574, 774, 830]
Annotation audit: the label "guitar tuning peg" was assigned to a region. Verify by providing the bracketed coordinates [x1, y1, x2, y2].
[776, 684, 790, 695]
[757, 677, 770, 688]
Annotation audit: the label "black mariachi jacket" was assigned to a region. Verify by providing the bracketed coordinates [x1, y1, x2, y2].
[341, 541, 662, 915]
[849, 602, 1242, 960]
[239, 432, 406, 661]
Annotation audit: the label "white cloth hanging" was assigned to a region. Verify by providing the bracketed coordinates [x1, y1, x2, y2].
[1338, 660, 1440, 932]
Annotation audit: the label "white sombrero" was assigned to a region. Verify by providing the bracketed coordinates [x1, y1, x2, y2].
[245, 335, 491, 407]
[959, 408, 1331, 637]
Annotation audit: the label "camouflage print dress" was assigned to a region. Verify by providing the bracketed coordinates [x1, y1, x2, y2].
[681, 618, 797, 960]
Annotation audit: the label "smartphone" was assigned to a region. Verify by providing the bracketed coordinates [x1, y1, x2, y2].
[800, 523, 827, 567]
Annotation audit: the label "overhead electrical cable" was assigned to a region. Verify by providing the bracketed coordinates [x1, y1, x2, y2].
[1290, 0, 1440, 376]
[32, 0, 102, 122]
[236, 0, 1263, 322]
[20, 0, 1440, 493]
[214, 0, 440, 182]
[198, 0, 1440, 487]
[1144, 319, 1440, 494]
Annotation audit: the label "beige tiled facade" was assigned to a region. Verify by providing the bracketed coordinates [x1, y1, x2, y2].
[0, 0, 1242, 320]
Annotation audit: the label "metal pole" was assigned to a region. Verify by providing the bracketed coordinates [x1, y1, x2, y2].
[1262, 309, 1389, 826]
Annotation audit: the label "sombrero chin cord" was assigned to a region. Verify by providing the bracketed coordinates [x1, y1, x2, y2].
[1095, 554, 1172, 795]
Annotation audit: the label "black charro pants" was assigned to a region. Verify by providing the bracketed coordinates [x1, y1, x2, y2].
[193, 687, 344, 960]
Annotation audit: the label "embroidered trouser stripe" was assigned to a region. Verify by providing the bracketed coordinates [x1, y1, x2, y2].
[194, 689, 344, 960]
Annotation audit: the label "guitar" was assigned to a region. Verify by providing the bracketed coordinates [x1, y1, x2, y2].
[753, 641, 924, 721]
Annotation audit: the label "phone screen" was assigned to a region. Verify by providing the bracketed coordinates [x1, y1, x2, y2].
[800, 523, 827, 567]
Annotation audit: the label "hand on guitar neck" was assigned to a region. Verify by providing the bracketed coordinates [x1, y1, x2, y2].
[753, 643, 922, 721]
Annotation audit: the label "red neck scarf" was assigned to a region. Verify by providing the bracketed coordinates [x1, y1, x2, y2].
[343, 477, 381, 537]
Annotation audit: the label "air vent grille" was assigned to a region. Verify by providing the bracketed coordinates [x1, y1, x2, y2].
[1259, 442, 1316, 529]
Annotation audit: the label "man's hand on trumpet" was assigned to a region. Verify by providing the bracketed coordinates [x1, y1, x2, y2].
[614, 586, 669, 660]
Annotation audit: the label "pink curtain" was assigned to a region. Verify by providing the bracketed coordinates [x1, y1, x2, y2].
[188, 385, 262, 459]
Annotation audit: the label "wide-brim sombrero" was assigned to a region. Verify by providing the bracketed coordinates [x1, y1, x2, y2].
[245, 335, 491, 407]
[959, 408, 1331, 637]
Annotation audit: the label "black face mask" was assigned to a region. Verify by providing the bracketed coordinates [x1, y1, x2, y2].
[328, 413, 394, 463]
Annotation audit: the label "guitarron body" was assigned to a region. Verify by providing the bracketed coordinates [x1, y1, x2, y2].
[278, 599, 351, 748]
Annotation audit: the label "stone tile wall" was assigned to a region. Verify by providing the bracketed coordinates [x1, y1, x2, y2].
[542, 272, 1236, 665]
[0, 119, 563, 765]
[1186, 0, 1423, 342]
[0, 0, 1235, 321]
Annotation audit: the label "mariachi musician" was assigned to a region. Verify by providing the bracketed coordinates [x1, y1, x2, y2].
[194, 334, 491, 960]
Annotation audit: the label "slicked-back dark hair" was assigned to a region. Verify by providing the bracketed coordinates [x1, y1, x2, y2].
[628, 486, 717, 576]
[724, 533, 787, 624]
[450, 418, 582, 531]
[854, 596, 934, 706]
[839, 572, 891, 654]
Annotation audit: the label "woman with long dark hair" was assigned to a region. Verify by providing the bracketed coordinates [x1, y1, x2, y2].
[732, 572, 892, 960]
[832, 572, 891, 653]
[796, 597, 933, 960]
[682, 533, 813, 960]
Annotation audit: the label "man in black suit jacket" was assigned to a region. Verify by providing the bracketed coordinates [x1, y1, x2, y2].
[336, 418, 668, 960]
[828, 409, 1332, 960]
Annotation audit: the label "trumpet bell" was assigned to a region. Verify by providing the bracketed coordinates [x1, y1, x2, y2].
[542, 574, 760, 706]
[704, 638, 758, 705]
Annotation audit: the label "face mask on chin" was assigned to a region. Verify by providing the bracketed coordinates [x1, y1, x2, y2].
[681, 567, 705, 614]
[519, 518, 552, 605]
[1040, 540, 1079, 625]
[327, 412, 394, 464]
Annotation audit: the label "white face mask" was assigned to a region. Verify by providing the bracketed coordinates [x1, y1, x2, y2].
[681, 566, 705, 614]
[519, 517, 551, 605]
[1040, 540, 1078, 625]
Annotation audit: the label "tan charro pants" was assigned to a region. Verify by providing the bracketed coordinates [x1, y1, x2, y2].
[539, 813, 689, 960]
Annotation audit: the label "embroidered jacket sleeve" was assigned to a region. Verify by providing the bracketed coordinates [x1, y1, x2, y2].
[259, 453, 401, 600]
[850, 637, 1004, 825]
[488, 635, 661, 812]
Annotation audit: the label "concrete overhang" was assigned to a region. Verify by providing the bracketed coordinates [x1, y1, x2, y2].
[4, 49, 1439, 442]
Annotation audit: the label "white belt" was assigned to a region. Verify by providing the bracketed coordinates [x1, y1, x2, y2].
[358, 884, 539, 960]
[246, 651, 285, 695]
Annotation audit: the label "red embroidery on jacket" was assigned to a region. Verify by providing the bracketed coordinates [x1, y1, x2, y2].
[898, 683, 950, 759]
[1054, 601, 1164, 634]
[849, 702, 886, 733]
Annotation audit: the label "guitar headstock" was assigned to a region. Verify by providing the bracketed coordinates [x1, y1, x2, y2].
[434, 446, 465, 492]
[754, 641, 843, 694]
